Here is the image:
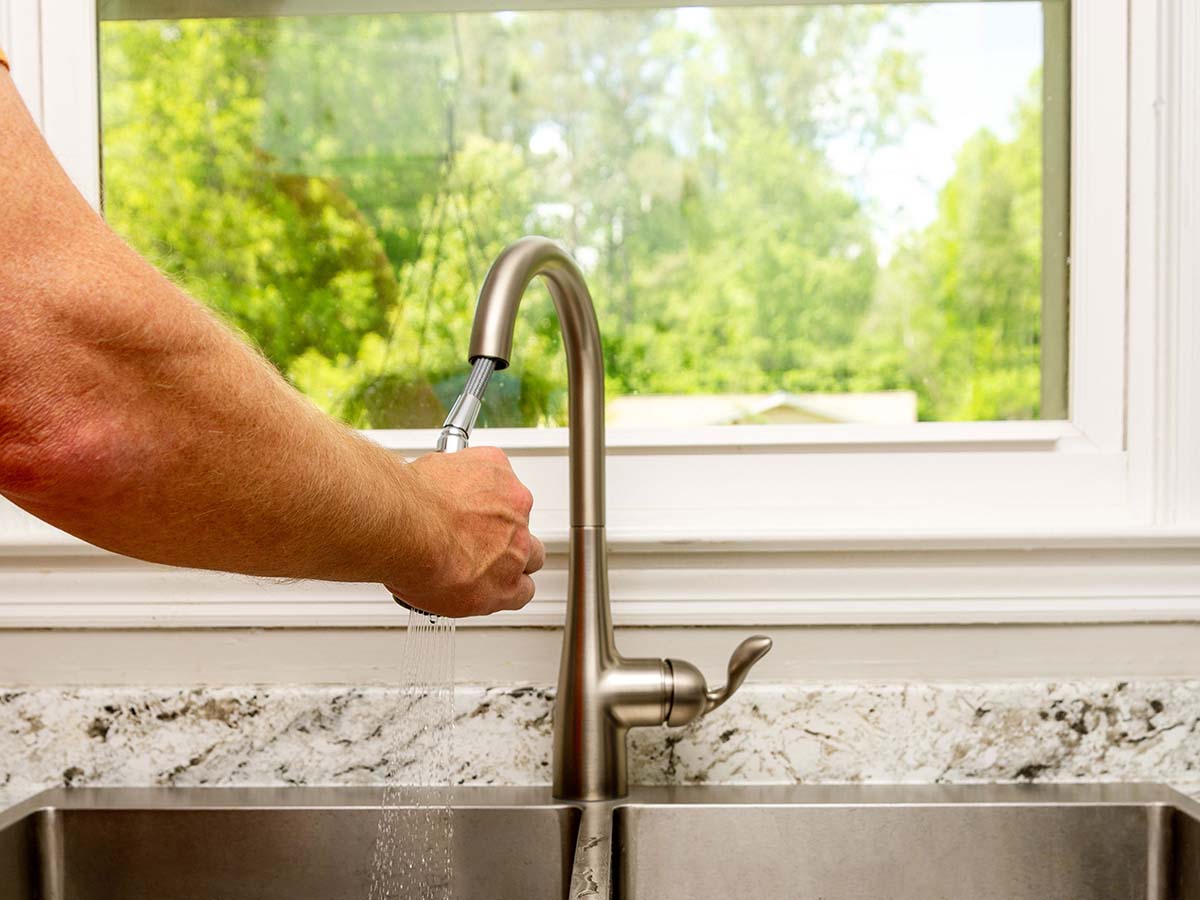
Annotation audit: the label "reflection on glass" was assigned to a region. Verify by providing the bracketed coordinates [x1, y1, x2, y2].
[99, 2, 1068, 428]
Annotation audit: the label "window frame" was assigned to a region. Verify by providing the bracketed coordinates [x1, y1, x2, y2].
[1, 0, 1198, 629]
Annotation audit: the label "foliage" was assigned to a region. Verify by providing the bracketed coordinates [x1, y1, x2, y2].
[99, 10, 1050, 427]
[869, 78, 1045, 420]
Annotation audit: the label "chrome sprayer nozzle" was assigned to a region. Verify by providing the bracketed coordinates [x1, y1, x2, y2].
[436, 358, 498, 452]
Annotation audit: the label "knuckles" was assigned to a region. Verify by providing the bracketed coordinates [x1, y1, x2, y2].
[409, 444, 540, 616]
[471, 445, 508, 465]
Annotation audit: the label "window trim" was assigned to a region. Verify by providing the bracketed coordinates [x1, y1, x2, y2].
[1, 0, 1198, 629]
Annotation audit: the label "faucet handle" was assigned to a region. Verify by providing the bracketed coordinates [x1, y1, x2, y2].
[665, 635, 772, 727]
[705, 635, 773, 714]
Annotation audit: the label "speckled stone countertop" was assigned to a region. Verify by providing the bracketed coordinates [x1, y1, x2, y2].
[3, 681, 1199, 809]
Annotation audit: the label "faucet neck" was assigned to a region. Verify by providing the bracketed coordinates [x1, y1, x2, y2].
[467, 237, 606, 527]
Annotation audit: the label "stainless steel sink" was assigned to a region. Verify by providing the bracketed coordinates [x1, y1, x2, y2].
[614, 785, 1200, 900]
[3, 784, 1198, 899]
[0, 787, 579, 900]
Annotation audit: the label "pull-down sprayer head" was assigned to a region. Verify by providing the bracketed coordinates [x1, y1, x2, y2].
[392, 356, 498, 617]
[436, 357, 499, 453]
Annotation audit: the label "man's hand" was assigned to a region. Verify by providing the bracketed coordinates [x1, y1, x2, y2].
[388, 447, 546, 618]
[0, 67, 543, 614]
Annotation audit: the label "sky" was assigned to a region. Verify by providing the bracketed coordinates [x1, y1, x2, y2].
[831, 1, 1045, 257]
[672, 1, 1045, 258]
[288, 1, 1045, 264]
[470, 3, 1045, 262]
[123, 1, 1045, 264]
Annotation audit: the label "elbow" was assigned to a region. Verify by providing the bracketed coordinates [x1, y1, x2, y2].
[0, 236, 171, 514]
[0, 295, 151, 513]
[0, 402, 131, 513]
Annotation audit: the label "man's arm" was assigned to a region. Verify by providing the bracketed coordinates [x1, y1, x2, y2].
[0, 69, 544, 617]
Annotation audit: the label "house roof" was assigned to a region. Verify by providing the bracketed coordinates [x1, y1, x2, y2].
[606, 390, 918, 427]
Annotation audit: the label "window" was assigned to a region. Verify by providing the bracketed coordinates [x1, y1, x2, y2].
[3, 0, 1197, 630]
[97, 1, 1069, 430]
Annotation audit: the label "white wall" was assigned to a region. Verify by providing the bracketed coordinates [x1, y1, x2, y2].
[4, 623, 1200, 686]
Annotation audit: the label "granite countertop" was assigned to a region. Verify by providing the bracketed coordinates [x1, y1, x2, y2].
[3, 679, 1199, 806]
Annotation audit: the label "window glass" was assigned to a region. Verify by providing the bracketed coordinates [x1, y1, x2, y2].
[98, 1, 1068, 428]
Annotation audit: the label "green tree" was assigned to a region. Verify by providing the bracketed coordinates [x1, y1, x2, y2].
[101, 19, 404, 370]
[871, 77, 1044, 420]
[101, 10, 1047, 429]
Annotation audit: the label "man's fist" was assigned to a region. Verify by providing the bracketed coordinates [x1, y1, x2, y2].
[387, 446, 545, 617]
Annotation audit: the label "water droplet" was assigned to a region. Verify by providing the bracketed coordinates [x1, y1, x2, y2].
[368, 611, 456, 900]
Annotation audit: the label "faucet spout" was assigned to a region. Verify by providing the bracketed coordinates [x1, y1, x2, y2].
[461, 236, 771, 801]
[468, 236, 606, 529]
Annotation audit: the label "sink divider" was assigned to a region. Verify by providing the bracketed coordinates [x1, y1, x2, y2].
[568, 802, 614, 900]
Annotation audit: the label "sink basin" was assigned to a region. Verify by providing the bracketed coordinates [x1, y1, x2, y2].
[3, 784, 1198, 899]
[0, 787, 579, 900]
[614, 785, 1200, 900]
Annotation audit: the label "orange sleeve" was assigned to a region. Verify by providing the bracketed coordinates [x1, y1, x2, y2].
[0, 47, 9, 71]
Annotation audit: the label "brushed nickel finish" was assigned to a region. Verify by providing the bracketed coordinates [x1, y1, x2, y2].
[464, 236, 772, 800]
[0, 787, 578, 900]
[3, 784, 1199, 900]
[614, 784, 1200, 900]
[469, 236, 606, 528]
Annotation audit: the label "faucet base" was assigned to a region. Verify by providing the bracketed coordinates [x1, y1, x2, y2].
[552, 526, 624, 801]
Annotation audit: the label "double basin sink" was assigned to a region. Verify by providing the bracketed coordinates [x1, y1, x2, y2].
[2, 784, 1198, 898]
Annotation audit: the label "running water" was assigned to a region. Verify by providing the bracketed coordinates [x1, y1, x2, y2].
[368, 611, 456, 900]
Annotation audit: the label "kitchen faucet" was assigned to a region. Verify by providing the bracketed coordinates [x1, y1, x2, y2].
[439, 236, 772, 801]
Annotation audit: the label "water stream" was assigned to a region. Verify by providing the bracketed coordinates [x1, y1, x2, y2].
[368, 611, 456, 900]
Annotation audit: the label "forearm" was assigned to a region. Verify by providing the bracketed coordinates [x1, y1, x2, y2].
[0, 70, 541, 615]
[1, 229, 431, 583]
[0, 72, 430, 584]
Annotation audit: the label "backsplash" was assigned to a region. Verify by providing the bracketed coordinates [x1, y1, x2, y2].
[3, 681, 1199, 803]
